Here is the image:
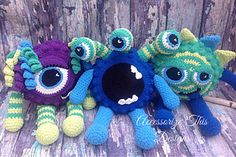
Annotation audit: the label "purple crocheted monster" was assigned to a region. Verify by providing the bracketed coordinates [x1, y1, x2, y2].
[3, 40, 92, 145]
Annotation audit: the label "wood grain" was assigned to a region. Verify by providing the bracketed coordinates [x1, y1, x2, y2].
[0, 0, 236, 157]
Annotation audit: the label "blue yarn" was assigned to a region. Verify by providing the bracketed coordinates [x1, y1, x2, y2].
[23, 71, 34, 79]
[91, 49, 154, 114]
[69, 69, 94, 105]
[18, 40, 32, 50]
[154, 74, 180, 110]
[85, 106, 114, 145]
[200, 35, 221, 51]
[153, 94, 174, 130]
[128, 108, 157, 150]
[25, 79, 36, 90]
[220, 68, 236, 91]
[21, 63, 31, 72]
[187, 92, 221, 137]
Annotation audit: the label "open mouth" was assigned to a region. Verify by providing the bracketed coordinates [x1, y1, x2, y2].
[102, 63, 144, 105]
[178, 88, 201, 95]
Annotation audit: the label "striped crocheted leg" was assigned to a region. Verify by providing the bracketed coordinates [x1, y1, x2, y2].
[36, 105, 59, 145]
[62, 101, 84, 137]
[4, 91, 24, 132]
[83, 90, 96, 110]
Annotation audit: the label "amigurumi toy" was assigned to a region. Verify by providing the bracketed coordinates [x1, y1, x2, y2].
[3, 40, 96, 145]
[138, 28, 236, 137]
[69, 28, 180, 150]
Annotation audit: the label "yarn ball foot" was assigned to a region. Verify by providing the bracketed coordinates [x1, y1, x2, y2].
[199, 116, 221, 137]
[83, 97, 96, 110]
[135, 126, 157, 150]
[63, 116, 84, 137]
[4, 118, 24, 132]
[155, 109, 174, 130]
[36, 123, 59, 145]
[85, 124, 108, 145]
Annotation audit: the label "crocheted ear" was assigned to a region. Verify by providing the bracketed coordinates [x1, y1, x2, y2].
[200, 35, 221, 51]
[215, 49, 236, 66]
[180, 28, 197, 42]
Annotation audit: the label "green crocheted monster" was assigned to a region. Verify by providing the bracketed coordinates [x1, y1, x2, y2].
[138, 28, 236, 136]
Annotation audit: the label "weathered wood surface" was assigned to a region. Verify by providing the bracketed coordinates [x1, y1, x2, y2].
[0, 91, 236, 157]
[0, 0, 236, 157]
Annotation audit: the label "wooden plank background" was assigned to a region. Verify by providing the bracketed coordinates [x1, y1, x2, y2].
[0, 0, 236, 157]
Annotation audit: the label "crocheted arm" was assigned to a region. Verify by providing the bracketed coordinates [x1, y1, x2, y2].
[220, 68, 236, 91]
[153, 75, 180, 110]
[69, 69, 94, 105]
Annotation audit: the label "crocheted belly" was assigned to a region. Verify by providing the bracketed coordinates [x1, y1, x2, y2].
[91, 49, 154, 114]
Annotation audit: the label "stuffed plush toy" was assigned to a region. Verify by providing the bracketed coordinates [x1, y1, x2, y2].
[138, 28, 236, 137]
[69, 28, 180, 150]
[3, 40, 96, 145]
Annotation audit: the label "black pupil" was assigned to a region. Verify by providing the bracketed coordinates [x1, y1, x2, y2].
[166, 67, 182, 80]
[169, 34, 178, 45]
[75, 46, 84, 57]
[42, 69, 61, 87]
[102, 63, 144, 103]
[200, 72, 209, 81]
[112, 37, 124, 48]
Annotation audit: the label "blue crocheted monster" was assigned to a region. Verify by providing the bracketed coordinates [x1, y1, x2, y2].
[139, 28, 236, 137]
[69, 28, 180, 149]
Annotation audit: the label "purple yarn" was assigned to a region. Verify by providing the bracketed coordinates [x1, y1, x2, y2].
[12, 40, 80, 106]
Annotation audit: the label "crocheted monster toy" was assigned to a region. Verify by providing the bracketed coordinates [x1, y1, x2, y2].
[3, 40, 96, 145]
[138, 28, 236, 137]
[69, 28, 180, 149]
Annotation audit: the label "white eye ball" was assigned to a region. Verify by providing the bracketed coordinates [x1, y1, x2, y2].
[35, 67, 68, 95]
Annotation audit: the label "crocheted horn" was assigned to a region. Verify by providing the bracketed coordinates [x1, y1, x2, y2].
[200, 35, 221, 51]
[180, 28, 197, 42]
[215, 49, 236, 66]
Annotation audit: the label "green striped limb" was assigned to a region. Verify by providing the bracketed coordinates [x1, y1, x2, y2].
[94, 41, 111, 59]
[62, 101, 84, 137]
[83, 90, 96, 110]
[138, 42, 158, 62]
[4, 91, 24, 132]
[36, 105, 59, 145]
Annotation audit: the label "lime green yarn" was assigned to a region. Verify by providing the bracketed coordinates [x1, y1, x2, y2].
[4, 91, 24, 132]
[153, 40, 223, 99]
[94, 41, 111, 59]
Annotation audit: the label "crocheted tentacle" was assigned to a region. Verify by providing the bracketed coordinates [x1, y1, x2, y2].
[36, 105, 59, 145]
[138, 29, 181, 62]
[69, 37, 97, 74]
[187, 92, 221, 137]
[154, 75, 180, 110]
[128, 108, 157, 150]
[3, 50, 21, 87]
[93, 40, 111, 59]
[108, 28, 133, 52]
[4, 91, 24, 132]
[69, 69, 94, 105]
[85, 106, 114, 145]
[62, 101, 84, 137]
[83, 90, 96, 110]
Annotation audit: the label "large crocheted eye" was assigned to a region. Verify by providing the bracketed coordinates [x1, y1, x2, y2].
[162, 67, 187, 84]
[193, 72, 211, 85]
[109, 28, 133, 52]
[35, 67, 68, 95]
[157, 30, 181, 54]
